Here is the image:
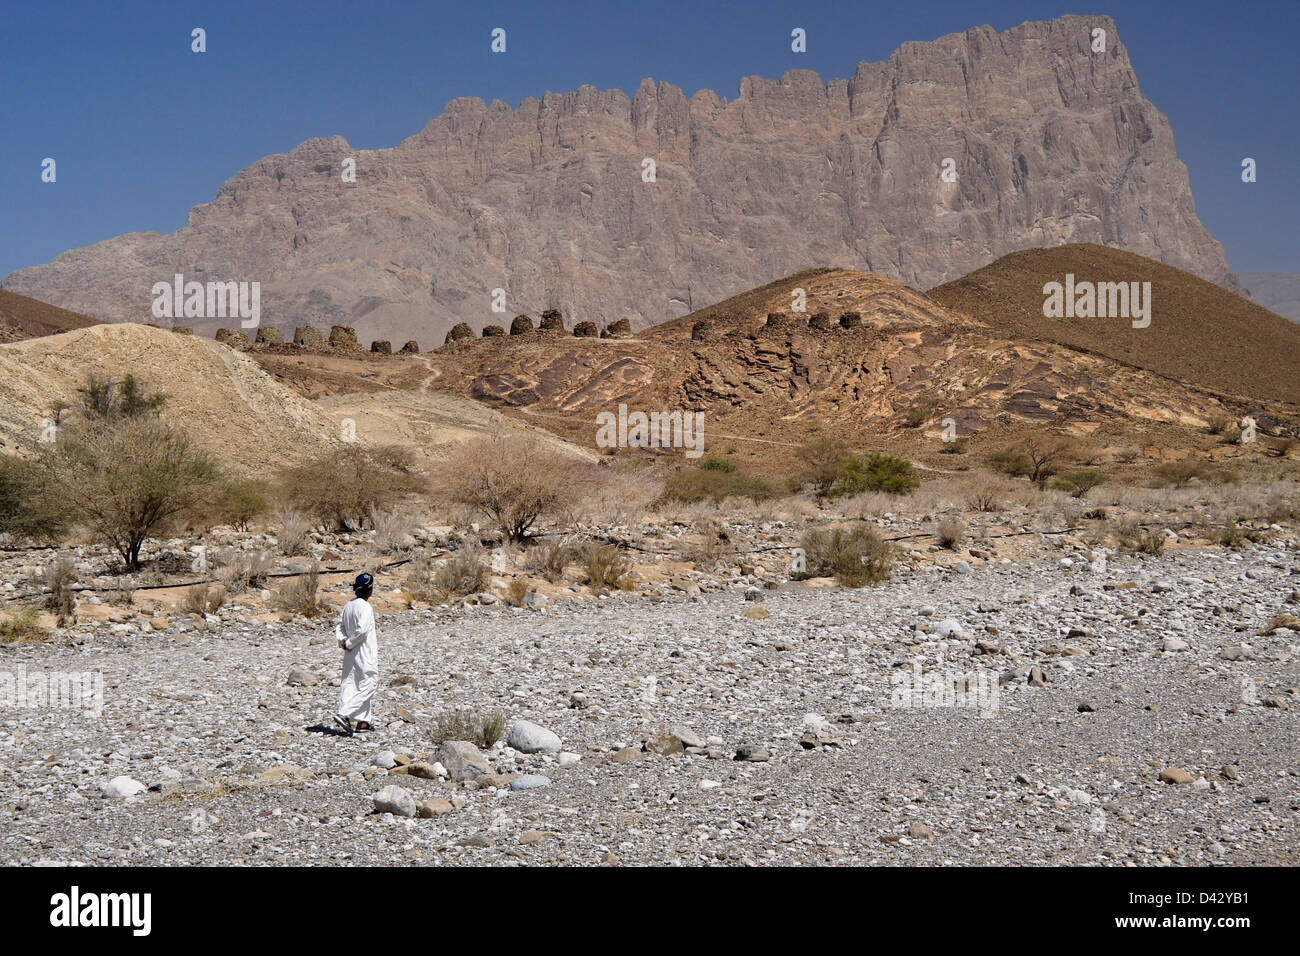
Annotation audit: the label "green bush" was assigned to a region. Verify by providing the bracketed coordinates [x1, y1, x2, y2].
[828, 453, 919, 497]
[697, 455, 736, 473]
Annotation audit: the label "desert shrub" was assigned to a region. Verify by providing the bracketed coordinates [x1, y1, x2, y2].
[659, 467, 788, 505]
[524, 537, 573, 583]
[506, 579, 529, 607]
[796, 524, 897, 587]
[697, 455, 736, 473]
[434, 435, 588, 542]
[1152, 460, 1224, 488]
[279, 443, 423, 532]
[184, 582, 226, 616]
[989, 437, 1073, 487]
[1052, 469, 1107, 499]
[0, 607, 48, 645]
[217, 549, 274, 592]
[967, 483, 1004, 512]
[797, 437, 852, 497]
[29, 416, 224, 571]
[939, 438, 967, 455]
[1266, 491, 1297, 524]
[682, 520, 736, 570]
[403, 547, 488, 603]
[369, 505, 417, 554]
[1206, 416, 1232, 436]
[828, 453, 919, 497]
[1217, 520, 1263, 549]
[107, 580, 135, 606]
[1266, 436, 1297, 459]
[274, 563, 326, 617]
[581, 541, 632, 592]
[901, 405, 928, 428]
[1116, 518, 1166, 555]
[213, 478, 268, 531]
[0, 455, 64, 542]
[432, 708, 507, 748]
[273, 506, 311, 555]
[41, 556, 77, 627]
[77, 373, 167, 421]
[936, 515, 966, 550]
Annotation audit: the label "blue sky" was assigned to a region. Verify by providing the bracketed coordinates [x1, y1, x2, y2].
[1, 0, 1296, 281]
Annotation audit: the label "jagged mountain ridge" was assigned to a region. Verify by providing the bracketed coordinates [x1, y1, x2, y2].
[2, 14, 1232, 350]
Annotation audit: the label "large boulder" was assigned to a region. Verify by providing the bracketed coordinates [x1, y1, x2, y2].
[373, 785, 417, 817]
[438, 740, 490, 781]
[507, 720, 562, 754]
[293, 325, 323, 348]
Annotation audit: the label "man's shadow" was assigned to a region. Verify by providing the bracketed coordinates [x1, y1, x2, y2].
[304, 722, 351, 737]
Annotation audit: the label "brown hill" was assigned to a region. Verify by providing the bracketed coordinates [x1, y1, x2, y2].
[374, 264, 1281, 473]
[928, 244, 1300, 409]
[0, 289, 98, 341]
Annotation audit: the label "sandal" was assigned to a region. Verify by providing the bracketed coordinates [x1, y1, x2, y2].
[333, 714, 354, 736]
[355, 721, 373, 732]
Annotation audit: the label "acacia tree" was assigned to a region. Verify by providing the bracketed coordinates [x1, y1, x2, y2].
[436, 435, 589, 541]
[33, 416, 222, 570]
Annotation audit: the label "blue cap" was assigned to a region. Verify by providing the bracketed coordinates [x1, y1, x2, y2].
[353, 572, 374, 593]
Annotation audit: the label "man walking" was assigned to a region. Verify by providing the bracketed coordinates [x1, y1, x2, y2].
[334, 572, 378, 735]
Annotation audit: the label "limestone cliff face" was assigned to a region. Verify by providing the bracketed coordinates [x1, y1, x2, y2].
[2, 15, 1232, 350]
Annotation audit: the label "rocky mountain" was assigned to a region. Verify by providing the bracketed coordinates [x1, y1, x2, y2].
[2, 14, 1232, 350]
[1241, 273, 1300, 323]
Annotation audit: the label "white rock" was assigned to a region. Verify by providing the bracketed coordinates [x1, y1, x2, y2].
[101, 776, 146, 799]
[507, 719, 562, 754]
[933, 618, 965, 639]
[373, 785, 417, 818]
[558, 752, 580, 768]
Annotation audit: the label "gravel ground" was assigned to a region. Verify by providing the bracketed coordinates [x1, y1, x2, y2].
[3, 543, 1297, 866]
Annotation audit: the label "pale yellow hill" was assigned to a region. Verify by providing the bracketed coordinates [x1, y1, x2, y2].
[0, 323, 343, 475]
